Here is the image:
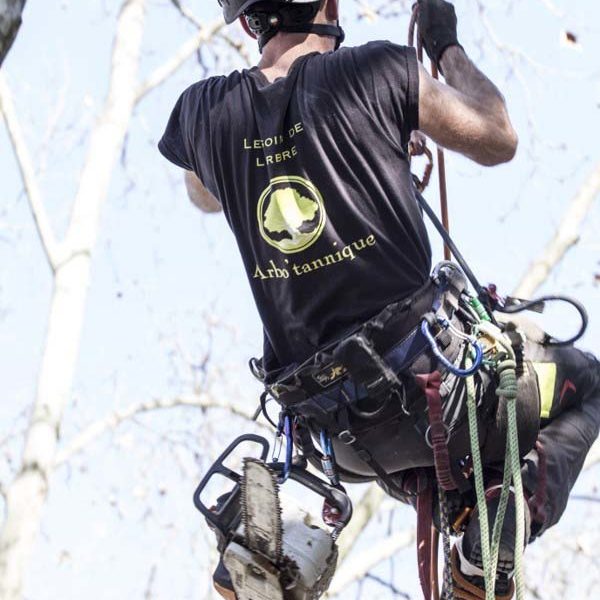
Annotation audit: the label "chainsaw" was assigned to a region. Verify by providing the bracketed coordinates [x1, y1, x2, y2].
[194, 434, 353, 600]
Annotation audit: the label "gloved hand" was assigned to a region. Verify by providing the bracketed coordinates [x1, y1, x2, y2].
[417, 0, 461, 69]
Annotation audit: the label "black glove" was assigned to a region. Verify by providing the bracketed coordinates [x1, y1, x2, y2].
[417, 0, 461, 69]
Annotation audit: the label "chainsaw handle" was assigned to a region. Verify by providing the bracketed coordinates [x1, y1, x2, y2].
[271, 464, 353, 531]
[193, 434, 270, 534]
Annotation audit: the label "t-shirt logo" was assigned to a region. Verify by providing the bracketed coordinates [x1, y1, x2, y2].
[257, 176, 326, 254]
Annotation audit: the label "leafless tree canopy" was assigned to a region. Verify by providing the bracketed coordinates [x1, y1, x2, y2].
[0, 1, 598, 598]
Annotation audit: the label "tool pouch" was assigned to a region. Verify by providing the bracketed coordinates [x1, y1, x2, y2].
[332, 333, 403, 403]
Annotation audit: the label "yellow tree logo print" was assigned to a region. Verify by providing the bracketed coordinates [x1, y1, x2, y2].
[257, 176, 326, 254]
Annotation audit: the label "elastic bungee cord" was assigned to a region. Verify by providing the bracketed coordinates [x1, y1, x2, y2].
[496, 295, 588, 347]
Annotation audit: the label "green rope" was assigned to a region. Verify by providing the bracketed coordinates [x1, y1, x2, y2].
[489, 443, 512, 578]
[469, 297, 492, 323]
[474, 323, 527, 599]
[508, 398, 526, 598]
[465, 361, 496, 600]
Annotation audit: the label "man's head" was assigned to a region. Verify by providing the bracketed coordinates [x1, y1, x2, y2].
[218, 0, 343, 53]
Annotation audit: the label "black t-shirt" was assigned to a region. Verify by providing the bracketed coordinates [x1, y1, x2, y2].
[159, 41, 432, 370]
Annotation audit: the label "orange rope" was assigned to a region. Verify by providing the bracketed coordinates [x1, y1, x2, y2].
[408, 9, 448, 599]
[409, 5, 452, 262]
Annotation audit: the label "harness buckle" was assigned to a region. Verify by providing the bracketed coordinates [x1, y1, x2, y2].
[424, 423, 450, 449]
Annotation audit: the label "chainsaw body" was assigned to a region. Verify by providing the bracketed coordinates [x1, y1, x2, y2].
[193, 435, 352, 600]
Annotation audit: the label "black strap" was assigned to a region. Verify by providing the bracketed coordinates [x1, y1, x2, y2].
[280, 24, 345, 47]
[413, 187, 485, 301]
[338, 431, 407, 498]
[336, 407, 406, 497]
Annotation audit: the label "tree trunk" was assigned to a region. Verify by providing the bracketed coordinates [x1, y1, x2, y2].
[0, 1, 26, 67]
[0, 1, 146, 597]
[514, 160, 600, 298]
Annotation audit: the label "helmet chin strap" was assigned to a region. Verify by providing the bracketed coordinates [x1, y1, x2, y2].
[275, 23, 345, 51]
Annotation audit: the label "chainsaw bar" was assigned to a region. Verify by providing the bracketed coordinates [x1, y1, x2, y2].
[241, 458, 283, 565]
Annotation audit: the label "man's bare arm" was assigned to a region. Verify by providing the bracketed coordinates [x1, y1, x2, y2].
[184, 170, 222, 213]
[418, 47, 518, 166]
[416, 0, 517, 166]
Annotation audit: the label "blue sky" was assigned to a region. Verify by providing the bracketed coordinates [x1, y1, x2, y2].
[0, 1, 599, 598]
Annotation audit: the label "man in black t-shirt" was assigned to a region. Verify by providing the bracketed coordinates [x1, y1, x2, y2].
[159, 1, 518, 371]
[160, 2, 600, 599]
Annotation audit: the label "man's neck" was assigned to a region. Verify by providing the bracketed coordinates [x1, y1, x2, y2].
[258, 33, 336, 82]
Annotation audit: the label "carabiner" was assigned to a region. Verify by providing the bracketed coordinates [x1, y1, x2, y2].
[421, 318, 483, 378]
[319, 430, 339, 486]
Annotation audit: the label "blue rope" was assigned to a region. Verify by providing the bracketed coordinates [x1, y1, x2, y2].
[421, 319, 483, 378]
[320, 430, 333, 456]
[281, 415, 293, 483]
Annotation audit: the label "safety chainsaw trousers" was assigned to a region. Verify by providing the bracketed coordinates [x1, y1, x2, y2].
[519, 340, 600, 539]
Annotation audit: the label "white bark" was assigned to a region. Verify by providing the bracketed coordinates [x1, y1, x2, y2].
[0, 1, 246, 593]
[0, 0, 26, 66]
[514, 160, 600, 298]
[0, 73, 61, 270]
[0, 2, 146, 597]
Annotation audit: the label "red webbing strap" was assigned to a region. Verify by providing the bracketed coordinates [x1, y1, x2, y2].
[416, 371, 458, 492]
[416, 471, 434, 600]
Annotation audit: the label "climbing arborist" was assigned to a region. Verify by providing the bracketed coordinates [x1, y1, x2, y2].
[158, 1, 600, 598]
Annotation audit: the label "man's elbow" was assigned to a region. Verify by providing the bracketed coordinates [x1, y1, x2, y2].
[184, 171, 222, 213]
[189, 191, 222, 213]
[497, 124, 519, 164]
[476, 125, 519, 167]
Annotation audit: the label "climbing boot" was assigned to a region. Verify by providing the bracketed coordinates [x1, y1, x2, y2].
[452, 485, 530, 599]
[451, 545, 513, 599]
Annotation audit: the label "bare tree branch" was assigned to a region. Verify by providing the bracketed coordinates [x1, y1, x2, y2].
[337, 484, 387, 563]
[135, 20, 225, 103]
[514, 160, 600, 298]
[0, 2, 147, 597]
[55, 394, 263, 466]
[0, 73, 61, 271]
[168, 1, 252, 70]
[169, 0, 203, 29]
[364, 573, 411, 599]
[0, 0, 26, 66]
[217, 30, 252, 67]
[328, 529, 415, 597]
